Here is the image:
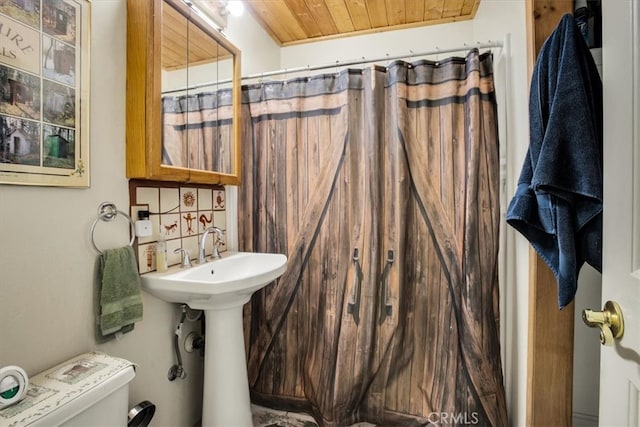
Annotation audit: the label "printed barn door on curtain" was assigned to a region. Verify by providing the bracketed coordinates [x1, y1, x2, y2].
[162, 89, 235, 173]
[239, 50, 507, 427]
[239, 70, 384, 426]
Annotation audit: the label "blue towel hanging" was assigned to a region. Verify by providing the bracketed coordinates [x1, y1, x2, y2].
[506, 14, 603, 308]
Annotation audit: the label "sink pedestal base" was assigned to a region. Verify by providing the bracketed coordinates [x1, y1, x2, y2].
[139, 252, 287, 425]
[202, 304, 253, 427]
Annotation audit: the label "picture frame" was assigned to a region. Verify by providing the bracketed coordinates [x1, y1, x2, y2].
[0, 0, 91, 187]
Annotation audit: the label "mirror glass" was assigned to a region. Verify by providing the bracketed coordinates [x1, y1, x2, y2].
[160, 0, 236, 176]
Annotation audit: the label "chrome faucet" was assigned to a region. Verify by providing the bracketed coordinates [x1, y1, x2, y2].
[198, 226, 224, 263]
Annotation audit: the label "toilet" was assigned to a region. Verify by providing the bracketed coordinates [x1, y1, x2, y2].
[0, 351, 135, 427]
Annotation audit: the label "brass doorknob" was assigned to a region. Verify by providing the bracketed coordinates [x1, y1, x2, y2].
[582, 300, 625, 346]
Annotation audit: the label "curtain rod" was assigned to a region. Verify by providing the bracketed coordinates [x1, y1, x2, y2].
[162, 40, 503, 95]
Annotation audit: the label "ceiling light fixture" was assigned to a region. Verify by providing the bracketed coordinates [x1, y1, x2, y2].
[226, 1, 244, 17]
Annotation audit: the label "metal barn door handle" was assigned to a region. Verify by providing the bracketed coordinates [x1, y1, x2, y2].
[378, 250, 394, 324]
[347, 248, 363, 325]
[582, 300, 625, 346]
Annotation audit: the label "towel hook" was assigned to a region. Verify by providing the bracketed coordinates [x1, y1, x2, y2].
[90, 202, 136, 255]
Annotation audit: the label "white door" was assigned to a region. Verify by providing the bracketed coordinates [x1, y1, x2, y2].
[599, 0, 640, 424]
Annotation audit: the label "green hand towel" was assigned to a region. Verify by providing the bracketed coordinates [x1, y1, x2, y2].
[97, 246, 143, 339]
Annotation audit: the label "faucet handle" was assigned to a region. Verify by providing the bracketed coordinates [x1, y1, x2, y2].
[212, 227, 225, 258]
[212, 226, 224, 238]
[173, 248, 192, 268]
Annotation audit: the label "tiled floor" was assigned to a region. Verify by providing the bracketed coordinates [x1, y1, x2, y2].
[252, 405, 318, 427]
[251, 405, 376, 427]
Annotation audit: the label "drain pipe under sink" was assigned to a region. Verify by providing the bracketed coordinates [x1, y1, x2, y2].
[168, 305, 188, 381]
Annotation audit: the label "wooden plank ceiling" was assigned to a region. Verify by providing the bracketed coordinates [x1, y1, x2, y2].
[243, 0, 481, 46]
[163, 1, 233, 70]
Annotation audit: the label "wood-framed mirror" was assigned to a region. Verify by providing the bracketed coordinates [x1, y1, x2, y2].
[126, 0, 241, 185]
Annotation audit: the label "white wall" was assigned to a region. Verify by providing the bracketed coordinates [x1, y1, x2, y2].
[225, 9, 281, 76]
[571, 48, 604, 426]
[0, 1, 280, 425]
[1, 1, 225, 425]
[573, 265, 602, 426]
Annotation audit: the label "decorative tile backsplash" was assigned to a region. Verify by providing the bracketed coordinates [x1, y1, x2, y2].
[129, 180, 227, 273]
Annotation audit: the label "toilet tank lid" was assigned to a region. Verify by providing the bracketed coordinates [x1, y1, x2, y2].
[0, 351, 136, 426]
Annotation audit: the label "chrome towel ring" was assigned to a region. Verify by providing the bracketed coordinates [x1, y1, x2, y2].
[90, 202, 136, 255]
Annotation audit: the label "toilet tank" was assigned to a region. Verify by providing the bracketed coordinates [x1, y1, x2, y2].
[0, 352, 135, 427]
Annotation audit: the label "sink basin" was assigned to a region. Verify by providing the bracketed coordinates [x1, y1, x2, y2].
[140, 251, 287, 426]
[141, 251, 287, 310]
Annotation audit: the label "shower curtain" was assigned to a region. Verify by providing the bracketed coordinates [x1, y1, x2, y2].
[239, 50, 507, 427]
[162, 89, 235, 174]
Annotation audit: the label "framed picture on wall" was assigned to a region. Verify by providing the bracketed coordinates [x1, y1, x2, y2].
[0, 0, 90, 187]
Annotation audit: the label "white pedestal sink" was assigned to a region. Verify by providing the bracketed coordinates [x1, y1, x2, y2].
[140, 252, 287, 426]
